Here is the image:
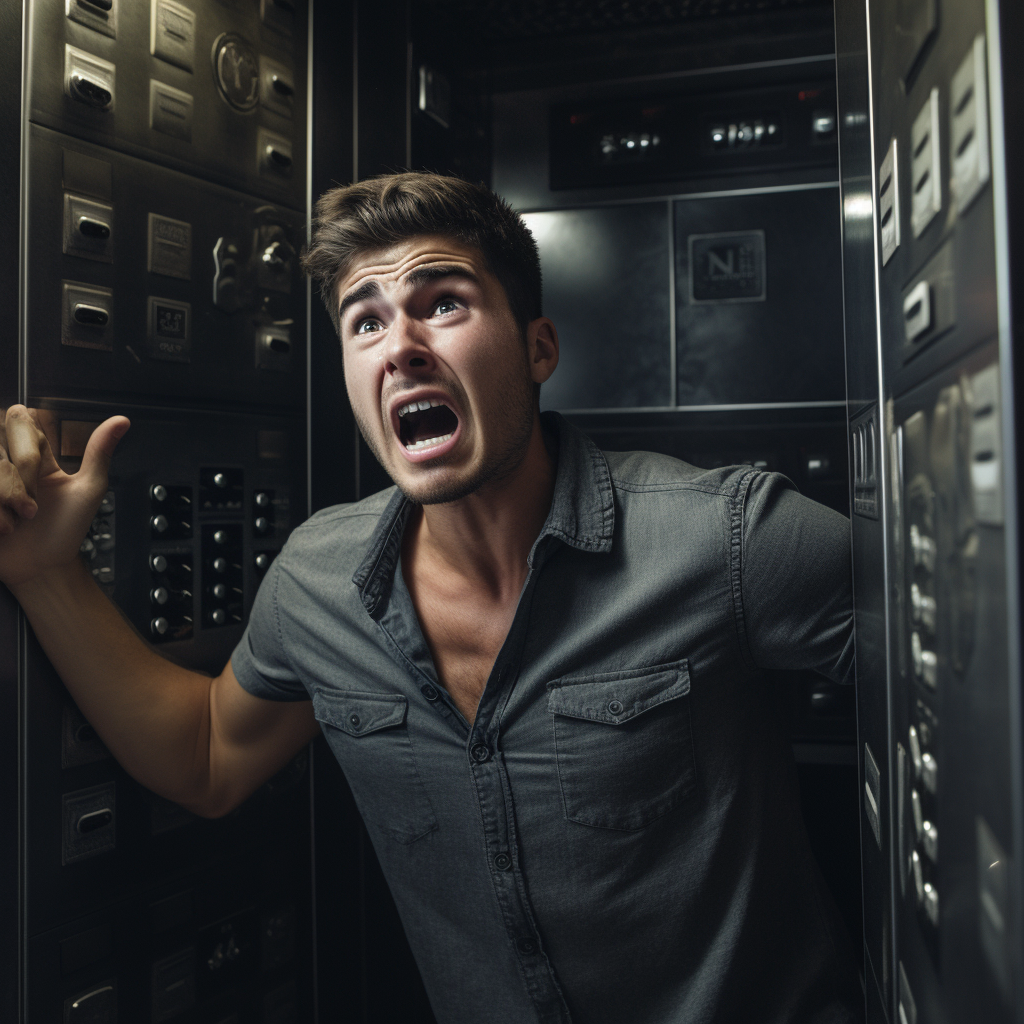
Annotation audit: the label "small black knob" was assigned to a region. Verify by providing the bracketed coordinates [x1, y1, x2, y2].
[150, 554, 168, 573]
[150, 515, 169, 535]
[210, 608, 226, 625]
[211, 583, 227, 600]
[150, 617, 169, 636]
[213, 530, 229, 545]
[150, 587, 169, 606]
[254, 491, 270, 507]
[213, 473, 229, 488]
[254, 517, 271, 534]
[212, 557, 227, 573]
[150, 484, 167, 502]
[254, 553, 270, 571]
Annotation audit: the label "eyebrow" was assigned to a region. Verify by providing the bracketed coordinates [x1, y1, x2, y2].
[336, 265, 481, 324]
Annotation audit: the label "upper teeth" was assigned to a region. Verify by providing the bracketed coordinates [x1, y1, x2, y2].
[397, 399, 445, 418]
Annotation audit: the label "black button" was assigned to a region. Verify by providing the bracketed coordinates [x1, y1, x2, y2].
[517, 937, 537, 955]
[607, 700, 623, 715]
[421, 684, 440, 702]
[493, 852, 512, 871]
[349, 714, 360, 728]
[471, 743, 490, 763]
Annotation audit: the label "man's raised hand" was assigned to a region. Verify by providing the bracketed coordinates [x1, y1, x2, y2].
[0, 406, 129, 590]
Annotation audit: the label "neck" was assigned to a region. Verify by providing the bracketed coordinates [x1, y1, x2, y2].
[406, 416, 555, 599]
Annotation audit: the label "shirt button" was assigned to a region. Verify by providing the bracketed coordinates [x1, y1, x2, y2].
[493, 852, 512, 871]
[471, 743, 491, 763]
[421, 684, 439, 701]
[349, 713, 361, 728]
[517, 937, 537, 955]
[607, 700, 623, 716]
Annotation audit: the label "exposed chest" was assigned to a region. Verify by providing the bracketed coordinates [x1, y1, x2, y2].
[409, 580, 520, 723]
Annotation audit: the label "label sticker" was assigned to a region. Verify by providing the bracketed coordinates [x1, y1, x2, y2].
[148, 213, 192, 280]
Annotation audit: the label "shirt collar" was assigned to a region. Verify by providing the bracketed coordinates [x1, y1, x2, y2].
[353, 411, 615, 617]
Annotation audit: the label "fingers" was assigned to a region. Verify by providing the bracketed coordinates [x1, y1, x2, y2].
[5, 405, 45, 500]
[80, 415, 130, 490]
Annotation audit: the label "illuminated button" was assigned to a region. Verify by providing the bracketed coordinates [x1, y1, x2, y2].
[151, 587, 169, 606]
[921, 752, 938, 794]
[150, 617, 169, 636]
[908, 725, 923, 776]
[911, 850, 924, 902]
[922, 821, 938, 862]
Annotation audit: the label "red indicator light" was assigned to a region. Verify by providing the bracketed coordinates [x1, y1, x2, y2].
[798, 89, 822, 102]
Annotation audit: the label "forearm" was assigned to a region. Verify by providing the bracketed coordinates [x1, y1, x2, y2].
[12, 559, 218, 812]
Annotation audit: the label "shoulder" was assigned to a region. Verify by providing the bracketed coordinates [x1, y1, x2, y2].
[604, 448, 757, 501]
[277, 486, 399, 573]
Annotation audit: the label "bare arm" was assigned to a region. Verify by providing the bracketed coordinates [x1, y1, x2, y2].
[0, 406, 319, 817]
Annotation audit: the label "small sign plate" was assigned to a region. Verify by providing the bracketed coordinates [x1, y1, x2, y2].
[689, 230, 766, 304]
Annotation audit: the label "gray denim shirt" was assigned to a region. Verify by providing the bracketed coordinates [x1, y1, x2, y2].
[232, 412, 861, 1024]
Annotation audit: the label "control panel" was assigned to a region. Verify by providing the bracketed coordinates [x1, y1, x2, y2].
[27, 0, 307, 207]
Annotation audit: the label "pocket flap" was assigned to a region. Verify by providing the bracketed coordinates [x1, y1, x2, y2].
[312, 690, 408, 737]
[547, 660, 690, 725]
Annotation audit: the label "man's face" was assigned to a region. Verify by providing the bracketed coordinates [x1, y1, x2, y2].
[335, 235, 546, 505]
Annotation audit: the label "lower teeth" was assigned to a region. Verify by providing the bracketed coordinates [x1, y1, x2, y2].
[406, 432, 453, 451]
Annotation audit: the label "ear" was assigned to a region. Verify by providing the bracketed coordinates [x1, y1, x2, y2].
[526, 317, 559, 385]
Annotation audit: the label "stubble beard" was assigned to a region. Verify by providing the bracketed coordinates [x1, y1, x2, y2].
[353, 357, 537, 506]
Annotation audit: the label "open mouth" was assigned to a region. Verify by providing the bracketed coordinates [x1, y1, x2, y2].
[397, 398, 460, 451]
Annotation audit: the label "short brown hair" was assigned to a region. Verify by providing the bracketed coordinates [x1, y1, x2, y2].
[302, 172, 542, 336]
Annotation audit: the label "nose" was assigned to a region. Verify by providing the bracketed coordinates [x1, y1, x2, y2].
[383, 313, 436, 377]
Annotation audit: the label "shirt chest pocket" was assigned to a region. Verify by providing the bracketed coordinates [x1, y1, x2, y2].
[547, 659, 698, 831]
[312, 690, 438, 845]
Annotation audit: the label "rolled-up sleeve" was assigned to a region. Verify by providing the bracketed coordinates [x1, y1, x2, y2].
[230, 551, 309, 701]
[737, 470, 854, 684]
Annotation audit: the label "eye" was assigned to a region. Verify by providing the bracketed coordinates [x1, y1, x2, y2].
[431, 297, 463, 317]
[355, 318, 383, 335]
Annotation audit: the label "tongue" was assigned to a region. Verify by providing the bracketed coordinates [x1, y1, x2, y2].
[404, 405, 458, 444]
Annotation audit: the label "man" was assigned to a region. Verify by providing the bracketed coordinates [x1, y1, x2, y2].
[0, 172, 860, 1023]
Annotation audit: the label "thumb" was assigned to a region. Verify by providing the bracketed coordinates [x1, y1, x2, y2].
[79, 416, 130, 487]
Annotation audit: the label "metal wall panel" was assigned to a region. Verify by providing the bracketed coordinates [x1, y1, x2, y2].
[837, 0, 1023, 1020]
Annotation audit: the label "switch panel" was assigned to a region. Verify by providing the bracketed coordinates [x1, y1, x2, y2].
[878, 137, 900, 265]
[910, 87, 941, 238]
[258, 128, 294, 179]
[203, 524, 244, 629]
[261, 56, 295, 119]
[64, 45, 115, 111]
[150, 0, 196, 73]
[81, 489, 116, 587]
[950, 34, 990, 215]
[62, 282, 113, 350]
[63, 193, 113, 261]
[67, 0, 118, 39]
[901, 238, 955, 359]
[149, 80, 194, 143]
[64, 983, 117, 1024]
[62, 783, 116, 865]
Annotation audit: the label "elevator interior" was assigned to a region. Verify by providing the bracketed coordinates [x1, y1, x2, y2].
[1, 0, 1021, 1022]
